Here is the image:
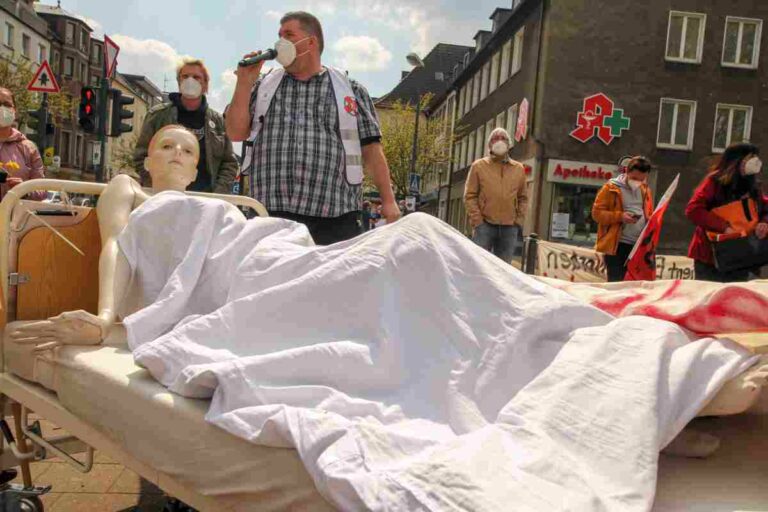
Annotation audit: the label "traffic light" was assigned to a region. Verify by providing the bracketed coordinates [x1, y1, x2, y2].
[109, 88, 134, 137]
[78, 86, 99, 133]
[25, 107, 47, 133]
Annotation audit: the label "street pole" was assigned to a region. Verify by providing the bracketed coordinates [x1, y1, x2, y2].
[409, 94, 421, 176]
[38, 92, 48, 153]
[97, 77, 109, 183]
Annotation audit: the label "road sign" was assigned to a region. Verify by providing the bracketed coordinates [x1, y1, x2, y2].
[405, 196, 416, 211]
[104, 35, 120, 78]
[26, 60, 60, 93]
[515, 98, 529, 142]
[409, 173, 421, 194]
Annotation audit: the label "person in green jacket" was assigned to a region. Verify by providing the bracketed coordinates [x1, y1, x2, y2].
[133, 58, 238, 194]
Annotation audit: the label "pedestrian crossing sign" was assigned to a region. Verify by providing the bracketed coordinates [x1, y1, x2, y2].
[26, 60, 60, 93]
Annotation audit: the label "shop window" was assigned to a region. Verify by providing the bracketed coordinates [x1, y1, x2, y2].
[551, 184, 599, 244]
[511, 27, 524, 76]
[722, 17, 762, 69]
[656, 98, 696, 150]
[665, 11, 706, 63]
[712, 104, 752, 153]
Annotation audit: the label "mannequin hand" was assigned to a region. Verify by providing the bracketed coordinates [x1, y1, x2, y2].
[756, 222, 768, 240]
[8, 310, 109, 352]
[622, 212, 638, 224]
[381, 200, 402, 224]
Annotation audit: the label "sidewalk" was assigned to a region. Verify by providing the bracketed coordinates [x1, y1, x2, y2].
[9, 418, 170, 511]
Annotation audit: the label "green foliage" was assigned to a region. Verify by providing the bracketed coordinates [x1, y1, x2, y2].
[0, 56, 74, 130]
[377, 94, 451, 197]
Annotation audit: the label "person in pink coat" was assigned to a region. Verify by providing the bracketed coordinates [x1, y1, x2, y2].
[0, 87, 46, 201]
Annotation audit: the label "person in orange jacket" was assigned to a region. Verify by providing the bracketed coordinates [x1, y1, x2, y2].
[591, 156, 654, 282]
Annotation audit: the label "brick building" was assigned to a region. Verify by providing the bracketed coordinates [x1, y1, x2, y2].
[426, 0, 767, 254]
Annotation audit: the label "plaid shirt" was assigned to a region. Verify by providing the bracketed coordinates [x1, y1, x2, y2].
[247, 68, 381, 217]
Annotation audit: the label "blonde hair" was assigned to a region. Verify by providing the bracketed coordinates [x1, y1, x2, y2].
[175, 58, 210, 84]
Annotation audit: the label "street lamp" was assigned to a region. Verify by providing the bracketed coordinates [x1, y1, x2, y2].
[406, 52, 425, 203]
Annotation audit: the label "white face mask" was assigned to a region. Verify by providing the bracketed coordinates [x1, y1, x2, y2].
[744, 157, 763, 176]
[490, 141, 509, 157]
[0, 106, 15, 128]
[275, 36, 310, 67]
[179, 77, 203, 99]
[628, 179, 643, 190]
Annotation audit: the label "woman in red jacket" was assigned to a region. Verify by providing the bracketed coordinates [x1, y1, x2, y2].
[685, 142, 768, 282]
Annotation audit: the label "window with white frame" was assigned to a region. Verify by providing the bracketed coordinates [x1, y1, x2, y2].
[500, 40, 511, 84]
[665, 11, 706, 63]
[64, 56, 74, 77]
[65, 22, 75, 45]
[722, 17, 762, 68]
[475, 126, 484, 160]
[454, 141, 461, 168]
[712, 104, 752, 152]
[462, 136, 469, 168]
[496, 111, 506, 128]
[489, 51, 500, 93]
[21, 34, 30, 58]
[480, 62, 490, 101]
[468, 131, 476, 165]
[457, 86, 465, 118]
[5, 23, 14, 47]
[657, 98, 697, 150]
[463, 52, 471, 67]
[511, 27, 525, 75]
[472, 72, 481, 107]
[506, 104, 518, 146]
[38, 44, 46, 64]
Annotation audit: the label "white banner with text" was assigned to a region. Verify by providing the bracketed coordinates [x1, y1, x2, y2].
[536, 240, 695, 282]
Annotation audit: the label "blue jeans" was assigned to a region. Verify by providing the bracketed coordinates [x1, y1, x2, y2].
[472, 222, 520, 263]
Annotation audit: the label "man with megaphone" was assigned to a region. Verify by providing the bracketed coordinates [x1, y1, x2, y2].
[226, 11, 401, 245]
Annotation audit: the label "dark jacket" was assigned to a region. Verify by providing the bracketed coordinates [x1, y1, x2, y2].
[133, 94, 238, 194]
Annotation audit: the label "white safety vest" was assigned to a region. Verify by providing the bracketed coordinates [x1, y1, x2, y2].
[242, 66, 363, 185]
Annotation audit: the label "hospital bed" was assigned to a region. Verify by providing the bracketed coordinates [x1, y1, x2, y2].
[0, 179, 766, 511]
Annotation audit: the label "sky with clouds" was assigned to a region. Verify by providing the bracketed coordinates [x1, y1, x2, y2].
[45, 0, 511, 113]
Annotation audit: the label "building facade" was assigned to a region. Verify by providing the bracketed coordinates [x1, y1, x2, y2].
[36, 2, 103, 180]
[426, 0, 767, 254]
[0, 0, 49, 68]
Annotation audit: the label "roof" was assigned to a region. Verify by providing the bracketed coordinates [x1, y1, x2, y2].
[122, 74, 164, 100]
[34, 3, 93, 30]
[375, 43, 473, 108]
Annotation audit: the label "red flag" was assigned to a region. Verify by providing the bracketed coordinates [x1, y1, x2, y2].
[624, 174, 679, 281]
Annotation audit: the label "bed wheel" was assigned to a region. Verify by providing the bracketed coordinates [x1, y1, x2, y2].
[19, 495, 44, 512]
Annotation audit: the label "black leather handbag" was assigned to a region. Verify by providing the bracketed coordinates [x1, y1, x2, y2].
[712, 234, 768, 272]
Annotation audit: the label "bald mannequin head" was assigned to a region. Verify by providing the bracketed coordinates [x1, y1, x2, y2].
[145, 125, 200, 192]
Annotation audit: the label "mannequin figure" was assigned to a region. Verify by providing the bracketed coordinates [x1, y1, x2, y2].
[9, 124, 199, 349]
[7, 123, 768, 454]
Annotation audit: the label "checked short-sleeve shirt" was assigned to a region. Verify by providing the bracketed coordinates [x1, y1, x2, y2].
[247, 68, 381, 218]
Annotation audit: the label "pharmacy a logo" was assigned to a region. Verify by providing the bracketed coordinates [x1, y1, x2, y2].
[570, 93, 630, 145]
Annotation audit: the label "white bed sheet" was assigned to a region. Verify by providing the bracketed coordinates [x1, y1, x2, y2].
[3, 322, 768, 511]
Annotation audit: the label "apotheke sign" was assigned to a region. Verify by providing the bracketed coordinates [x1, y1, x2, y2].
[547, 159, 617, 186]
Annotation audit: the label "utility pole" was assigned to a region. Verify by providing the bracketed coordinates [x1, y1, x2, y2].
[38, 92, 48, 153]
[97, 76, 109, 183]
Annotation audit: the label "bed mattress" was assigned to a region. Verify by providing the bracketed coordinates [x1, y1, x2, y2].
[2, 321, 334, 512]
[3, 322, 768, 511]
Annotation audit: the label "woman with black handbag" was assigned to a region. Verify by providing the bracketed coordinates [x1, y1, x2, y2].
[685, 142, 768, 282]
